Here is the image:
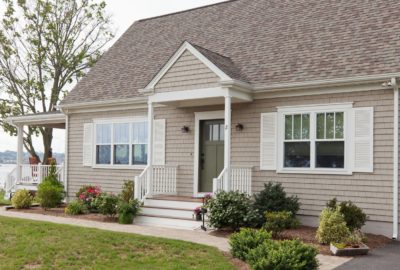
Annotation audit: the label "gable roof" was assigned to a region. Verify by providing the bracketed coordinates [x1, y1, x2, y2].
[62, 0, 400, 105]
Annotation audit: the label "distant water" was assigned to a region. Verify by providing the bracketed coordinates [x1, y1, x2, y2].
[0, 164, 15, 188]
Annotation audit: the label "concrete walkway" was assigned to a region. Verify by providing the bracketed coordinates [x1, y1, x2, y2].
[336, 241, 400, 270]
[0, 207, 351, 270]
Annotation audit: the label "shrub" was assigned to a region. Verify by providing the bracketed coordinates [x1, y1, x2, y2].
[229, 228, 272, 261]
[253, 182, 300, 225]
[93, 193, 119, 217]
[316, 207, 350, 244]
[120, 180, 135, 203]
[76, 185, 102, 212]
[11, 189, 33, 209]
[206, 191, 260, 230]
[327, 198, 367, 231]
[247, 240, 318, 270]
[37, 180, 65, 210]
[65, 200, 87, 215]
[264, 211, 299, 237]
[117, 199, 141, 224]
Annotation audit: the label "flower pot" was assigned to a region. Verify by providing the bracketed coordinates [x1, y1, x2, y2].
[118, 213, 134, 224]
[330, 243, 369, 256]
[195, 213, 202, 221]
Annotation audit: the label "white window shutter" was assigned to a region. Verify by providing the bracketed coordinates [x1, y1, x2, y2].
[152, 119, 166, 165]
[353, 107, 374, 172]
[83, 123, 93, 167]
[260, 112, 277, 170]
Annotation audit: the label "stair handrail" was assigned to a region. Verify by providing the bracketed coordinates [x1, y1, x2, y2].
[212, 167, 227, 194]
[4, 165, 18, 199]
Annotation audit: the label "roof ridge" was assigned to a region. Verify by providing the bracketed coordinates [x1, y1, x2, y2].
[190, 43, 233, 61]
[137, 0, 238, 23]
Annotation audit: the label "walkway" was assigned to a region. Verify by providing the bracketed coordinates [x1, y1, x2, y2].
[0, 207, 351, 270]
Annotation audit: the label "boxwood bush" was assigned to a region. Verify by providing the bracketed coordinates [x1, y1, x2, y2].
[229, 228, 272, 261]
[264, 211, 299, 237]
[11, 189, 33, 209]
[316, 207, 350, 244]
[206, 191, 260, 230]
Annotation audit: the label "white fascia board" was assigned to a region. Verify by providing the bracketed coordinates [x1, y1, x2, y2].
[7, 113, 66, 126]
[144, 41, 232, 91]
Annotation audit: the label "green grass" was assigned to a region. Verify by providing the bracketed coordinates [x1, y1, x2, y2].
[0, 216, 235, 270]
[0, 190, 10, 206]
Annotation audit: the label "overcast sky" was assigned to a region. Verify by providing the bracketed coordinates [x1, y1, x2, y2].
[0, 0, 225, 153]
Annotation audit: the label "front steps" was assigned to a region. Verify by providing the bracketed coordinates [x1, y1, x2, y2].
[134, 196, 205, 230]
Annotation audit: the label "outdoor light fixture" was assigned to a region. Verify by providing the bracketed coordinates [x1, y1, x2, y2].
[181, 126, 190, 133]
[235, 123, 244, 131]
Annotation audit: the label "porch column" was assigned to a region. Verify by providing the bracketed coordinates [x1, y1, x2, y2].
[147, 101, 154, 196]
[16, 125, 23, 181]
[224, 95, 232, 191]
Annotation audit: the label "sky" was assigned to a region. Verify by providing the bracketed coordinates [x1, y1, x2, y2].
[0, 0, 226, 153]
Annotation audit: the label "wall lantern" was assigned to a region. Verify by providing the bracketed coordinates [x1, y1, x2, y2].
[181, 126, 190, 133]
[235, 123, 244, 131]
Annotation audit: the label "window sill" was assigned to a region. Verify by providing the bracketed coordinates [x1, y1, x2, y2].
[276, 169, 353, 176]
[92, 165, 146, 170]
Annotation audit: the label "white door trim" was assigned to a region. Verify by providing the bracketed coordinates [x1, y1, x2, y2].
[193, 110, 225, 197]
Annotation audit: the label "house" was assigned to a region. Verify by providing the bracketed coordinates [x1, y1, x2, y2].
[5, 0, 400, 236]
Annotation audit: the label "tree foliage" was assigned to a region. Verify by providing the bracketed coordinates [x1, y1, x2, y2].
[0, 0, 114, 162]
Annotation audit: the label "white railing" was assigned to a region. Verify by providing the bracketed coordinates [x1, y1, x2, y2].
[134, 165, 177, 201]
[4, 166, 18, 199]
[213, 166, 252, 194]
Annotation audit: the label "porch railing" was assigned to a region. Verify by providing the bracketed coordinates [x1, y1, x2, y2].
[134, 165, 177, 202]
[213, 166, 252, 194]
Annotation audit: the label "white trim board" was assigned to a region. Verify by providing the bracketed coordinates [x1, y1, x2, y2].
[193, 110, 224, 197]
[144, 41, 232, 91]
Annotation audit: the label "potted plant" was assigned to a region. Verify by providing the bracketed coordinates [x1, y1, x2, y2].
[330, 230, 369, 256]
[194, 206, 202, 221]
[117, 199, 141, 224]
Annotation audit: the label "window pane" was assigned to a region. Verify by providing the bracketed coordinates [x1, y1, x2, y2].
[96, 124, 111, 144]
[293, 114, 301, 140]
[114, 145, 129, 165]
[302, 114, 310, 139]
[285, 115, 292, 140]
[219, 124, 225, 141]
[326, 113, 335, 139]
[316, 113, 325, 139]
[284, 142, 310, 168]
[212, 124, 219, 141]
[132, 144, 147, 165]
[114, 123, 129, 144]
[335, 112, 344, 139]
[96, 145, 111, 164]
[316, 142, 344, 168]
[132, 122, 148, 144]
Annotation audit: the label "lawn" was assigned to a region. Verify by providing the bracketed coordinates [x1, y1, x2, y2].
[0, 216, 235, 270]
[0, 190, 10, 206]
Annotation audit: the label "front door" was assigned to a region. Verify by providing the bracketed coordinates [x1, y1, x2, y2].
[199, 120, 225, 193]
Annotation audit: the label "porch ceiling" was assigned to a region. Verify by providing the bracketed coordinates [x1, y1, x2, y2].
[7, 111, 66, 129]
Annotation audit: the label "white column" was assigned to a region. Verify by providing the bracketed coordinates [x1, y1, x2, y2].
[147, 101, 154, 197]
[16, 125, 23, 181]
[224, 95, 232, 191]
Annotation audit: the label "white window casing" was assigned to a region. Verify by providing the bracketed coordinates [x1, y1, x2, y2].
[153, 119, 166, 165]
[353, 107, 374, 172]
[260, 112, 277, 170]
[83, 123, 93, 166]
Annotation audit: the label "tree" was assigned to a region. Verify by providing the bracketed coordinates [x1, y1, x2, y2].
[0, 0, 114, 163]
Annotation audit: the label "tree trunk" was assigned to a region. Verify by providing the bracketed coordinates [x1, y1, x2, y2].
[42, 127, 54, 165]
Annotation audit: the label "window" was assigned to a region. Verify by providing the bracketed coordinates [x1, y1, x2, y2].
[95, 119, 148, 167]
[279, 105, 349, 173]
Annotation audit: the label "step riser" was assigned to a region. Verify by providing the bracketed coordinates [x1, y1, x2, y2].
[144, 199, 202, 209]
[134, 216, 202, 230]
[141, 207, 194, 219]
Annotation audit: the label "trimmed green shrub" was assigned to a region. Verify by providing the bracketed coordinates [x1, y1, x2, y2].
[327, 198, 367, 231]
[37, 180, 65, 210]
[247, 239, 319, 270]
[120, 180, 135, 203]
[206, 191, 260, 230]
[229, 228, 272, 261]
[253, 182, 300, 225]
[93, 193, 119, 217]
[11, 189, 33, 209]
[316, 207, 350, 244]
[117, 199, 141, 224]
[264, 211, 299, 237]
[65, 200, 87, 215]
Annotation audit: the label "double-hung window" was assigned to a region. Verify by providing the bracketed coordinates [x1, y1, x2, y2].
[95, 119, 148, 167]
[278, 104, 350, 173]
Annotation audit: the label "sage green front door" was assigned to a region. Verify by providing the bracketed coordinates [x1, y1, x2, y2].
[199, 120, 225, 193]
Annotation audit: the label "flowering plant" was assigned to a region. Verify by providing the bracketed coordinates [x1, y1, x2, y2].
[76, 185, 102, 212]
[194, 206, 202, 215]
[203, 193, 213, 205]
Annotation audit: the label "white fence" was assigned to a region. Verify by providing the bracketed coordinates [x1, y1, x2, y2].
[213, 166, 252, 194]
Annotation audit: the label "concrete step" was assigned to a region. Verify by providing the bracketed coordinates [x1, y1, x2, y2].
[144, 198, 202, 209]
[141, 206, 195, 219]
[134, 215, 203, 230]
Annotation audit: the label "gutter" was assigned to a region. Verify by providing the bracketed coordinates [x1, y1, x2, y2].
[391, 77, 399, 240]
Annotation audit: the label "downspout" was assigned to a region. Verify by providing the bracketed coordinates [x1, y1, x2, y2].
[392, 77, 399, 240]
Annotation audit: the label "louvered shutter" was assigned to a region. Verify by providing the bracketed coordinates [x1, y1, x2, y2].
[353, 107, 374, 172]
[152, 119, 166, 165]
[260, 112, 277, 170]
[83, 123, 93, 167]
